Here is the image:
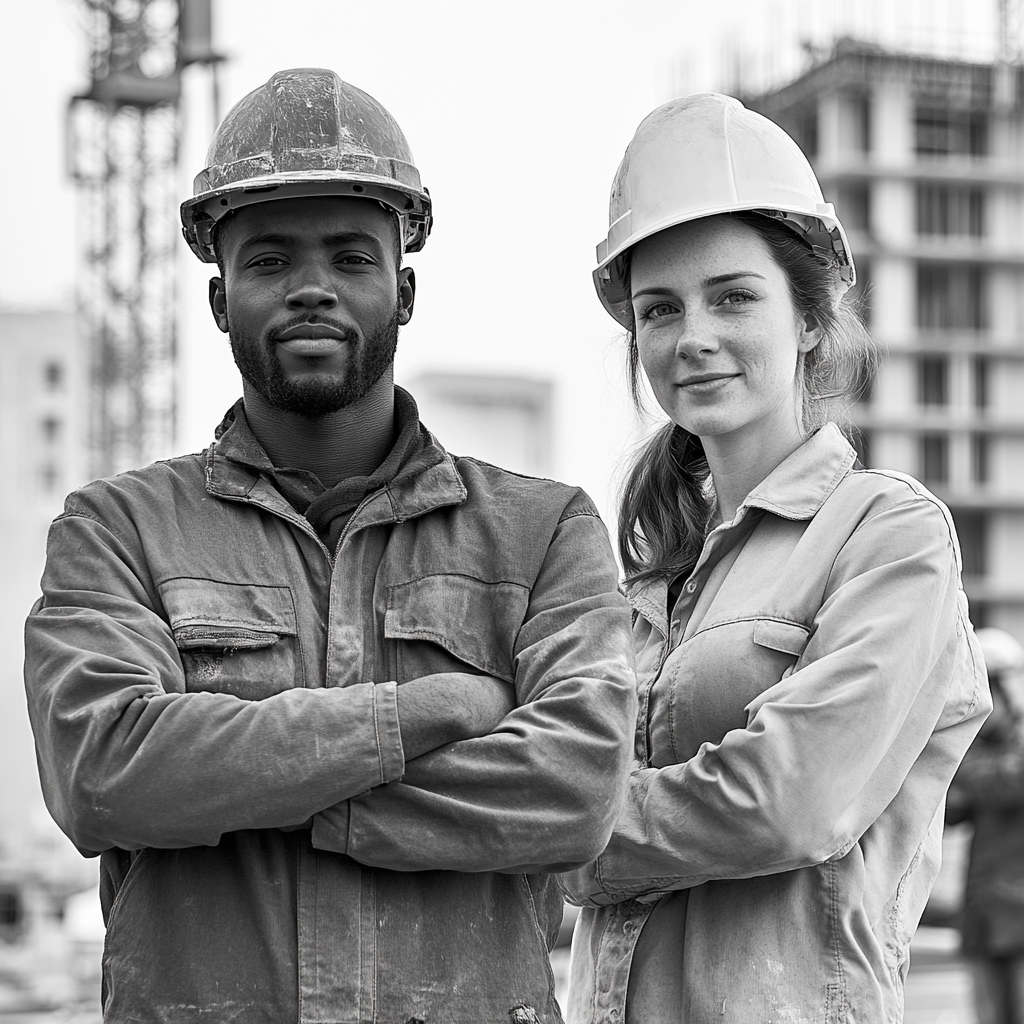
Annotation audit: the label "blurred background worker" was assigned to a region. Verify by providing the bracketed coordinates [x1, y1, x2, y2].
[948, 627, 1024, 1024]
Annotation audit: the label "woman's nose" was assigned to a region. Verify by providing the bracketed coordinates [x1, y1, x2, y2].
[673, 313, 720, 358]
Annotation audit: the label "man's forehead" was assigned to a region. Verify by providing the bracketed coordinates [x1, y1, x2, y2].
[225, 196, 396, 249]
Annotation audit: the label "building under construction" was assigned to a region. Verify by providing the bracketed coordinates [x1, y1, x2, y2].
[749, 38, 1024, 639]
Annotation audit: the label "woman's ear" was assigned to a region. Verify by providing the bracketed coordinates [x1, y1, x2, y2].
[797, 314, 821, 353]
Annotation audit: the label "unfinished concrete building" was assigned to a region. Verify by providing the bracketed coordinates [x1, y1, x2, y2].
[750, 39, 1024, 637]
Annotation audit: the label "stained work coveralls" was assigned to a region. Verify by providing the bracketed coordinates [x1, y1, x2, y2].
[25, 392, 637, 1024]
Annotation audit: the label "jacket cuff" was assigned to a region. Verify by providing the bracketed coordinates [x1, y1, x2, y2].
[373, 680, 405, 784]
[311, 801, 350, 853]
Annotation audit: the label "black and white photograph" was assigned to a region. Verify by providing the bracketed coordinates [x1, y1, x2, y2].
[1, 2, 1023, 1022]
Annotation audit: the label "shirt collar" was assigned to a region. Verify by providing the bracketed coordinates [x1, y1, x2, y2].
[740, 422, 856, 521]
[625, 423, 856, 625]
[204, 387, 467, 520]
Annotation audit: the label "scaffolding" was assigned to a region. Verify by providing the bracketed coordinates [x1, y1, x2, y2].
[68, 0, 219, 478]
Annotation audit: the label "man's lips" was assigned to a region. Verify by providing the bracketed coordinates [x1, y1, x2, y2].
[275, 323, 350, 341]
[274, 323, 354, 356]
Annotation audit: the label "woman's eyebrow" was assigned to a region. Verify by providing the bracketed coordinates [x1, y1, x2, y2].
[703, 271, 766, 287]
[633, 272, 768, 301]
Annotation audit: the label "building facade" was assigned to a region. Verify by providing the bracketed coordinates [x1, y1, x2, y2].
[0, 310, 90, 874]
[750, 40, 1024, 638]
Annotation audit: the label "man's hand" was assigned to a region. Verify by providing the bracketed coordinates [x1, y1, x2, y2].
[396, 673, 516, 761]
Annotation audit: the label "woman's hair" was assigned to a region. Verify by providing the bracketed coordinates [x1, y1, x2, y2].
[618, 210, 879, 587]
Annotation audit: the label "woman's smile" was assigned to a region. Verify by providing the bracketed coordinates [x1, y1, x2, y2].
[677, 372, 741, 392]
[630, 215, 819, 461]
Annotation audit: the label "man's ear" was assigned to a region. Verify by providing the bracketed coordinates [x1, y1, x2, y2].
[397, 267, 416, 326]
[209, 278, 229, 334]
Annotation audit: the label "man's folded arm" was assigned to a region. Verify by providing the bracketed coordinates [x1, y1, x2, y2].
[24, 509, 508, 854]
[312, 508, 638, 874]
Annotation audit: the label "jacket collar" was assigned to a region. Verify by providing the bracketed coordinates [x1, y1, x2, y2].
[203, 389, 468, 525]
[739, 422, 856, 521]
[626, 424, 856, 629]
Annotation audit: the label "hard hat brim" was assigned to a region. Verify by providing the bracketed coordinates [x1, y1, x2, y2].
[593, 204, 855, 329]
[181, 172, 432, 263]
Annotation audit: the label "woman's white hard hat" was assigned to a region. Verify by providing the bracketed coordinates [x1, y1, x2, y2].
[594, 92, 855, 327]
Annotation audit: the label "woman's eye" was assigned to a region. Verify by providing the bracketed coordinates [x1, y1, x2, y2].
[719, 289, 757, 306]
[639, 302, 678, 322]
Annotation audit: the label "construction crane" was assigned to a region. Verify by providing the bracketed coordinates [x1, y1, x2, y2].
[1001, 0, 1023, 62]
[68, 0, 221, 478]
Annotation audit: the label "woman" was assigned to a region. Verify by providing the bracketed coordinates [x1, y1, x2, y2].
[561, 93, 991, 1023]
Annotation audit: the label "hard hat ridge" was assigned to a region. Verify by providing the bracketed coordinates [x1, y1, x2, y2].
[594, 92, 854, 327]
[181, 68, 432, 262]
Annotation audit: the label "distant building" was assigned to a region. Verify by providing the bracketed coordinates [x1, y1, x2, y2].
[411, 373, 554, 477]
[0, 310, 90, 876]
[749, 40, 1024, 638]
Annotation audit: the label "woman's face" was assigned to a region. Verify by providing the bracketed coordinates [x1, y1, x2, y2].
[630, 215, 818, 448]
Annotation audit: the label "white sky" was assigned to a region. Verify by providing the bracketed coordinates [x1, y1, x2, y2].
[0, 0, 1007, 507]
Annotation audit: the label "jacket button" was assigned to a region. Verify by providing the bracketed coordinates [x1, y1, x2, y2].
[684, 580, 697, 594]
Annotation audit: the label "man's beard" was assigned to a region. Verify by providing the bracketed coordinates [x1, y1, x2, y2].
[229, 309, 400, 417]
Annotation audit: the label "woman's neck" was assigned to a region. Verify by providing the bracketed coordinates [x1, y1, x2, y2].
[702, 416, 807, 524]
[241, 371, 396, 487]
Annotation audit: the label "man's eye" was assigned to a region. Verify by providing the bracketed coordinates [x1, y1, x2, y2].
[248, 255, 287, 268]
[337, 254, 374, 265]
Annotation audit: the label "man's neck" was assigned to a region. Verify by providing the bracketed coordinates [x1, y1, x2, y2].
[241, 372, 396, 487]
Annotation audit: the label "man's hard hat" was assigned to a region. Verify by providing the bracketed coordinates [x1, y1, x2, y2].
[594, 93, 855, 327]
[181, 68, 432, 263]
[975, 627, 1024, 676]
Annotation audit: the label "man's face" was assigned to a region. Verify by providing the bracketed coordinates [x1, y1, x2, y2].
[209, 195, 414, 417]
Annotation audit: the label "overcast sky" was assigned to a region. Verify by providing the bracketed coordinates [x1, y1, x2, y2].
[1, 0, 1005, 460]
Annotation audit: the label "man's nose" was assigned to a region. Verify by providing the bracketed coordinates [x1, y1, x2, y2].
[285, 265, 338, 310]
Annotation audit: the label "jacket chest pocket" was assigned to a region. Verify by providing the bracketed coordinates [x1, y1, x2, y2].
[383, 573, 528, 684]
[159, 577, 303, 700]
[650, 616, 811, 766]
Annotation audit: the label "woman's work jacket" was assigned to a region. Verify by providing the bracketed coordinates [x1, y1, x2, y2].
[562, 423, 990, 1024]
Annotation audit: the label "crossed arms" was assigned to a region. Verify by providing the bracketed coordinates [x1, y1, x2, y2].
[25, 498, 637, 875]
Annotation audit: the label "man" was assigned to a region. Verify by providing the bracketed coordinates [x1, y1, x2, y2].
[25, 69, 636, 1024]
[947, 628, 1024, 1024]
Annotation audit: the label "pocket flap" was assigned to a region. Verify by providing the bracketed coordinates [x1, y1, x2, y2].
[159, 578, 298, 637]
[752, 618, 810, 657]
[385, 574, 529, 681]
[172, 625, 280, 651]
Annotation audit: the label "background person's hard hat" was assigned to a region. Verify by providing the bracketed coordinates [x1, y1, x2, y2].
[594, 92, 854, 327]
[181, 68, 432, 263]
[975, 627, 1024, 676]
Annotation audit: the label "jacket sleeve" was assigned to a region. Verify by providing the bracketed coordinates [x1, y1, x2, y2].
[311, 507, 638, 874]
[561, 496, 990, 906]
[24, 505, 406, 855]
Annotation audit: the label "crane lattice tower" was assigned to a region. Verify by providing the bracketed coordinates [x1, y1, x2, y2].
[69, 0, 219, 478]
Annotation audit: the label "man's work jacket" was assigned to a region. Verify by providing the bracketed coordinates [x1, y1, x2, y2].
[24, 399, 637, 1024]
